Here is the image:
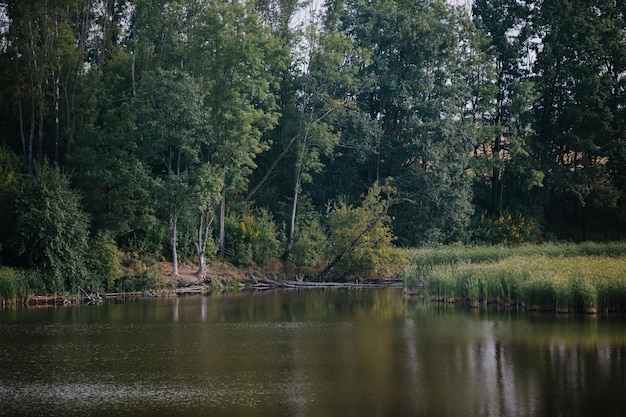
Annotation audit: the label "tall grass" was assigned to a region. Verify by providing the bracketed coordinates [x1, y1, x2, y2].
[0, 267, 31, 303]
[403, 242, 626, 313]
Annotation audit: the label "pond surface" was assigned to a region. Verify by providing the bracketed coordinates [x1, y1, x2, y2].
[1, 289, 625, 417]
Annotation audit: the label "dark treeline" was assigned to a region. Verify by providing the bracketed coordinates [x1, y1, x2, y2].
[0, 0, 625, 294]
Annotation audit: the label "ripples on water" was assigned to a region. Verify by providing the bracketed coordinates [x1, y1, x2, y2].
[1, 290, 625, 417]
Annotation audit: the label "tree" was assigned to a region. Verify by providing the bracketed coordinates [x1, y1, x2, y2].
[189, 1, 281, 258]
[471, 0, 541, 217]
[532, 0, 626, 239]
[320, 181, 401, 279]
[333, 0, 479, 244]
[69, 51, 161, 252]
[285, 20, 365, 250]
[135, 68, 208, 276]
[12, 163, 90, 293]
[193, 164, 223, 279]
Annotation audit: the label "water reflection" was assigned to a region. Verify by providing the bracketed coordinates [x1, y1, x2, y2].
[0, 290, 625, 417]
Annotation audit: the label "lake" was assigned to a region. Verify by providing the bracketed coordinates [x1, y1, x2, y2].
[1, 288, 625, 416]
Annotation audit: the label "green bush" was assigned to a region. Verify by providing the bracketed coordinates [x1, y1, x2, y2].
[88, 232, 123, 291]
[0, 267, 29, 301]
[13, 164, 90, 293]
[291, 216, 328, 272]
[225, 207, 282, 266]
[324, 183, 405, 279]
[472, 210, 542, 244]
[113, 268, 164, 292]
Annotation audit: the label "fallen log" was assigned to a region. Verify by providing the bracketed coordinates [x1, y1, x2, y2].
[245, 277, 403, 290]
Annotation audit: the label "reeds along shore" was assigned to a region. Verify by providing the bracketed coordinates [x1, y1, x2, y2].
[403, 242, 626, 314]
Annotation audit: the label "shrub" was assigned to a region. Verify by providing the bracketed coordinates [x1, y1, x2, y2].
[225, 207, 282, 266]
[324, 182, 405, 279]
[291, 216, 328, 273]
[13, 164, 90, 293]
[88, 232, 123, 291]
[472, 210, 542, 244]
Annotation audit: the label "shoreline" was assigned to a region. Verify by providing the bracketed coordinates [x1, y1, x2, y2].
[2, 277, 404, 307]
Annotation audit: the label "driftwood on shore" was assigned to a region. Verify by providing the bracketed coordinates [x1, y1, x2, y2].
[17, 278, 403, 306]
[243, 277, 403, 290]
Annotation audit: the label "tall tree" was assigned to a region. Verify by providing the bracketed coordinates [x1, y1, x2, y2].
[333, 0, 479, 244]
[532, 0, 626, 239]
[70, 51, 161, 251]
[471, 0, 541, 217]
[134, 68, 208, 276]
[190, 1, 280, 258]
[285, 17, 365, 250]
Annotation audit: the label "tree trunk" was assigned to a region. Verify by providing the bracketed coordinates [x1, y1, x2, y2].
[288, 169, 301, 249]
[14, 60, 27, 171]
[195, 213, 205, 278]
[195, 209, 213, 279]
[491, 134, 503, 215]
[54, 67, 60, 166]
[198, 248, 207, 279]
[131, 52, 136, 98]
[170, 209, 179, 276]
[244, 132, 299, 203]
[218, 187, 226, 258]
[37, 89, 44, 166]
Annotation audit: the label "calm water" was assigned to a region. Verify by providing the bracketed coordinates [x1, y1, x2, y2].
[1, 289, 625, 417]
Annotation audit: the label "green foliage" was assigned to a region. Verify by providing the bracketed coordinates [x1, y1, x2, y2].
[0, 146, 22, 257]
[1, 0, 626, 292]
[225, 208, 282, 266]
[113, 268, 166, 293]
[0, 267, 31, 301]
[325, 182, 404, 278]
[472, 210, 542, 244]
[88, 232, 123, 291]
[290, 205, 329, 273]
[333, 0, 479, 245]
[13, 164, 90, 293]
[70, 98, 163, 253]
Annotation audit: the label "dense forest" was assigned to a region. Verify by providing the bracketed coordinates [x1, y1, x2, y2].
[0, 0, 625, 294]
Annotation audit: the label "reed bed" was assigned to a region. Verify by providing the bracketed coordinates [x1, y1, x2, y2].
[0, 267, 31, 305]
[403, 242, 626, 313]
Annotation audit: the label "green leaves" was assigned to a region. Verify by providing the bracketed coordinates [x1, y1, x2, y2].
[13, 164, 89, 293]
[323, 181, 404, 278]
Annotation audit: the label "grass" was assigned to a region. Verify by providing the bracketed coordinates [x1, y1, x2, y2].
[0, 267, 31, 304]
[403, 242, 626, 313]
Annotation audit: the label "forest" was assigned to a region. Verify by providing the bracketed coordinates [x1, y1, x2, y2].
[0, 0, 625, 295]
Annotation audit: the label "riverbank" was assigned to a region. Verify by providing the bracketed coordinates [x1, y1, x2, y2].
[10, 279, 403, 307]
[0, 260, 404, 307]
[5, 242, 626, 312]
[402, 242, 626, 314]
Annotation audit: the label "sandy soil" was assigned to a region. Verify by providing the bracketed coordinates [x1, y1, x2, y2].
[157, 261, 250, 287]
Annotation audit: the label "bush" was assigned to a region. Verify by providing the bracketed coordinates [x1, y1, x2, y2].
[113, 268, 165, 292]
[13, 164, 90, 293]
[88, 232, 123, 291]
[324, 182, 405, 279]
[472, 210, 542, 244]
[225, 207, 282, 266]
[291, 216, 328, 273]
